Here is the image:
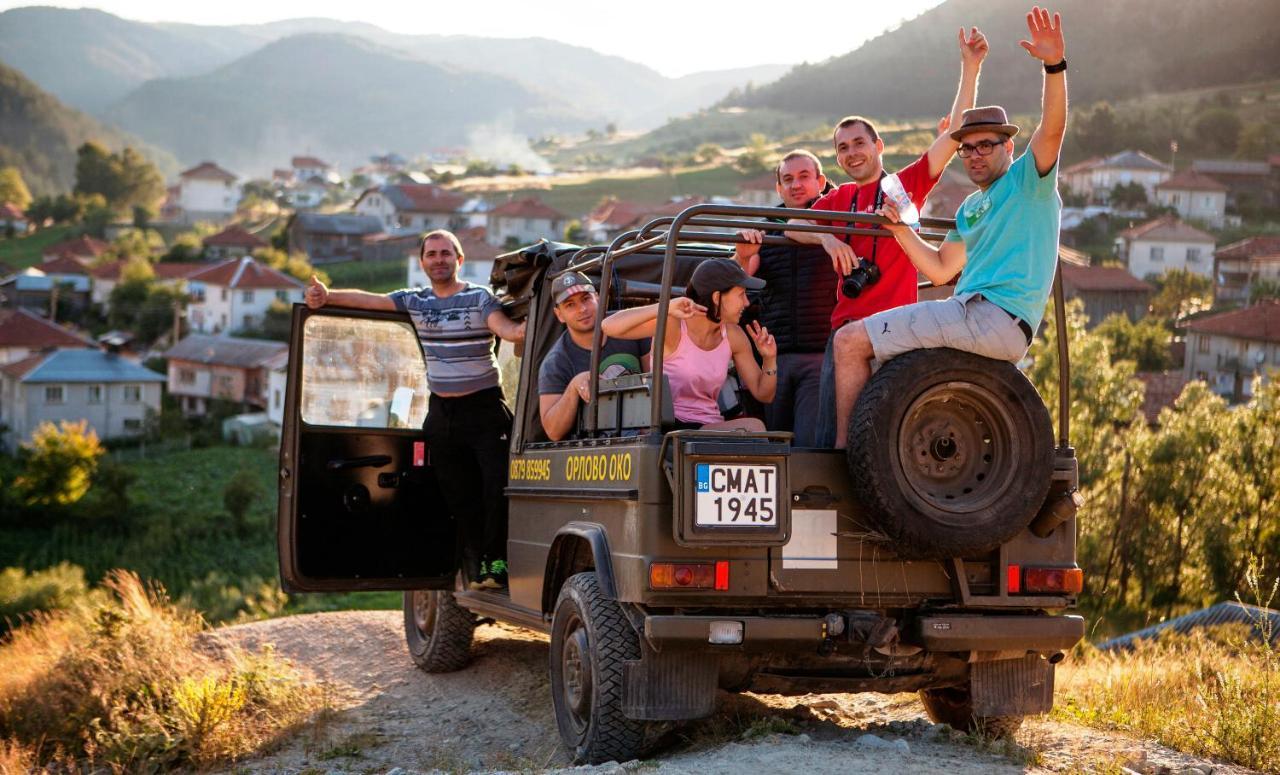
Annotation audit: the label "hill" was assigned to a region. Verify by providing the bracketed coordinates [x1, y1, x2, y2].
[0, 7, 787, 131]
[102, 34, 567, 174]
[729, 0, 1280, 118]
[0, 61, 172, 195]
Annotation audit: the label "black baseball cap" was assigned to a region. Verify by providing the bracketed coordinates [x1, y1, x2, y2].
[688, 258, 765, 297]
[553, 272, 596, 305]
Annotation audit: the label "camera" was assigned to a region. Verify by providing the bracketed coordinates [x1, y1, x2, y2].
[841, 262, 881, 299]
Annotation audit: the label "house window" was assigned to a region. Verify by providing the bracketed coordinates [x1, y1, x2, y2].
[45, 385, 64, 404]
[123, 385, 141, 403]
[217, 375, 234, 393]
[242, 290, 254, 303]
[192, 287, 206, 302]
[123, 418, 142, 431]
[87, 385, 103, 404]
[1187, 248, 1201, 263]
[1203, 196, 1212, 207]
[1150, 246, 1164, 262]
[179, 368, 196, 385]
[220, 288, 228, 301]
[1197, 335, 1209, 354]
[243, 315, 254, 328]
[276, 290, 288, 302]
[273, 389, 282, 409]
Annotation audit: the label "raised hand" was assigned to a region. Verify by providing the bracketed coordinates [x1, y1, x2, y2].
[748, 321, 777, 361]
[937, 114, 952, 136]
[738, 228, 764, 245]
[819, 233, 857, 276]
[669, 296, 707, 320]
[959, 26, 989, 68]
[1019, 6, 1065, 64]
[305, 275, 329, 309]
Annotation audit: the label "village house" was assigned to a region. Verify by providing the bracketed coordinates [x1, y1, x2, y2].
[1182, 301, 1280, 402]
[736, 173, 778, 208]
[287, 212, 383, 263]
[0, 308, 93, 364]
[164, 334, 287, 415]
[1155, 171, 1229, 229]
[291, 156, 339, 185]
[584, 198, 654, 243]
[1191, 159, 1277, 210]
[1058, 246, 1154, 327]
[87, 260, 203, 311]
[0, 264, 92, 317]
[202, 225, 267, 260]
[1116, 216, 1216, 280]
[287, 177, 340, 210]
[1, 203, 29, 235]
[265, 348, 289, 426]
[354, 184, 466, 233]
[42, 235, 108, 264]
[1061, 150, 1172, 203]
[174, 162, 240, 223]
[487, 198, 568, 247]
[0, 347, 165, 452]
[185, 257, 304, 335]
[1213, 236, 1280, 306]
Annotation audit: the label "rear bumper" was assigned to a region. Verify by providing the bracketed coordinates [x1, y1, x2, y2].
[644, 612, 1084, 653]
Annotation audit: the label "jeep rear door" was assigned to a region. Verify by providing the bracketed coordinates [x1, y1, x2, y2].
[277, 305, 457, 592]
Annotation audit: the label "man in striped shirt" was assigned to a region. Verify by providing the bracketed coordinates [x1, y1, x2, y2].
[305, 229, 525, 590]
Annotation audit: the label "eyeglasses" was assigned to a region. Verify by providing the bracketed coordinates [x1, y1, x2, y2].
[957, 139, 1005, 159]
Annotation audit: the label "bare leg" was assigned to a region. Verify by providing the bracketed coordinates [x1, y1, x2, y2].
[703, 417, 766, 432]
[832, 321, 875, 449]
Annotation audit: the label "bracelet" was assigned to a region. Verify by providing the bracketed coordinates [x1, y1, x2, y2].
[763, 368, 777, 376]
[1044, 58, 1067, 74]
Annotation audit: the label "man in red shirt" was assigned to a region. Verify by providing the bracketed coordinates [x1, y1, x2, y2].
[785, 26, 989, 447]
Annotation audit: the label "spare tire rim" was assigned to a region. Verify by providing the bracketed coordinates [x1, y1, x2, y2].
[412, 591, 436, 637]
[897, 381, 1020, 516]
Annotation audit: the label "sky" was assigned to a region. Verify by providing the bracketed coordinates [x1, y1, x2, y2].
[0, 0, 947, 77]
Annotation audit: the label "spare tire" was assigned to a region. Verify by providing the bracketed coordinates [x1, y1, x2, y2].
[847, 348, 1053, 559]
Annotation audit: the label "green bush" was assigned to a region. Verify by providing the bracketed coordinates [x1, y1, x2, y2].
[0, 562, 89, 631]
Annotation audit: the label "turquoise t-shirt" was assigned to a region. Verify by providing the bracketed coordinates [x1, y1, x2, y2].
[947, 151, 1062, 330]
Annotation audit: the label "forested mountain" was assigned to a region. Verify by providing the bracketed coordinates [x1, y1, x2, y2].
[727, 0, 1280, 118]
[0, 61, 171, 196]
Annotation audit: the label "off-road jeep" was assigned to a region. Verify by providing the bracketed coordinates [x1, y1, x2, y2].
[277, 204, 1085, 763]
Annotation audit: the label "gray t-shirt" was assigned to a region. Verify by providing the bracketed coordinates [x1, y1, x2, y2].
[538, 333, 650, 395]
[389, 283, 503, 395]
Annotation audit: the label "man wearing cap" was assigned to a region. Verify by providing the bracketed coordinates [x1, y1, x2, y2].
[733, 150, 836, 446]
[538, 272, 650, 441]
[305, 228, 525, 590]
[827, 6, 1068, 449]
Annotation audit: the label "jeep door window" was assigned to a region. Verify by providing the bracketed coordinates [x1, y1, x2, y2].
[299, 316, 429, 429]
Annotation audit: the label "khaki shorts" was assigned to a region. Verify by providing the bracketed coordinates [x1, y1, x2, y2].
[863, 293, 1031, 364]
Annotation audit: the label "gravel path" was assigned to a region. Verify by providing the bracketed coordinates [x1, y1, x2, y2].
[206, 610, 1256, 775]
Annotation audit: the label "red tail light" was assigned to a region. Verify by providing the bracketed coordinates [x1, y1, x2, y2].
[650, 562, 716, 589]
[1023, 566, 1084, 594]
[1006, 564, 1021, 594]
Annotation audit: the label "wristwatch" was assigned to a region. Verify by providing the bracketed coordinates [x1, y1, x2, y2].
[1044, 58, 1067, 74]
[763, 368, 778, 376]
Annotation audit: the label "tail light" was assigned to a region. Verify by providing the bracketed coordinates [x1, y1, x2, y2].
[649, 561, 730, 591]
[1008, 565, 1084, 595]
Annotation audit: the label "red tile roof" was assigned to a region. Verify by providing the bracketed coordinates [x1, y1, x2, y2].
[1156, 170, 1228, 193]
[186, 257, 302, 290]
[203, 225, 267, 249]
[491, 197, 566, 220]
[38, 255, 93, 275]
[0, 308, 93, 349]
[1184, 301, 1280, 344]
[1214, 236, 1280, 261]
[1136, 371, 1189, 425]
[1061, 156, 1104, 175]
[386, 184, 466, 213]
[587, 198, 652, 229]
[1061, 263, 1154, 293]
[179, 161, 237, 182]
[1, 351, 48, 380]
[1119, 215, 1215, 243]
[0, 202, 25, 220]
[291, 156, 330, 169]
[44, 235, 108, 260]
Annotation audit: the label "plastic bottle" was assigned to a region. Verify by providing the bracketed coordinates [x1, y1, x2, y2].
[879, 173, 920, 229]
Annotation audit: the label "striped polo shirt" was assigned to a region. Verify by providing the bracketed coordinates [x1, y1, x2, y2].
[389, 283, 502, 395]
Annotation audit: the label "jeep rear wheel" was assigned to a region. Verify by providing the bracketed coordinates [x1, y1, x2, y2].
[919, 685, 1024, 739]
[403, 589, 477, 673]
[550, 572, 649, 764]
[847, 348, 1054, 559]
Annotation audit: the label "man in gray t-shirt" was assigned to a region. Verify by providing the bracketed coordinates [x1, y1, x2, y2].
[306, 229, 525, 591]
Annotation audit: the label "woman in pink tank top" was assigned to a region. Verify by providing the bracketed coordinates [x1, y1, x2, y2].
[602, 258, 778, 430]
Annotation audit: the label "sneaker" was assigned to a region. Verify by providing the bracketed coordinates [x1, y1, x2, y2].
[468, 560, 488, 591]
[480, 559, 508, 590]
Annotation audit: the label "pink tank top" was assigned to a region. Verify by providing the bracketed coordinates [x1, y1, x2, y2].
[665, 319, 732, 426]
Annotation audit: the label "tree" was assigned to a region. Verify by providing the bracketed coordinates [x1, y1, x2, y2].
[223, 468, 263, 538]
[0, 167, 32, 209]
[563, 219, 585, 244]
[73, 143, 164, 214]
[253, 247, 327, 284]
[1250, 278, 1280, 305]
[1192, 108, 1243, 155]
[161, 232, 204, 263]
[1149, 269, 1213, 323]
[1237, 121, 1279, 160]
[1070, 102, 1122, 157]
[13, 420, 104, 508]
[106, 228, 162, 263]
[1108, 181, 1148, 210]
[1094, 314, 1174, 371]
[694, 143, 723, 164]
[734, 134, 773, 175]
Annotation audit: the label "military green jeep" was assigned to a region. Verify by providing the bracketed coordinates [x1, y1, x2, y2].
[277, 204, 1085, 763]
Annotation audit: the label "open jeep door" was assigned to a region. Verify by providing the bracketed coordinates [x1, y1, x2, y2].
[277, 304, 458, 592]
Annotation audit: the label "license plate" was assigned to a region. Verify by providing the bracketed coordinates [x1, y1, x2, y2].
[695, 463, 778, 527]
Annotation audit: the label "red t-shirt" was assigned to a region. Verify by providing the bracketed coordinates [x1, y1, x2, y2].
[811, 153, 941, 329]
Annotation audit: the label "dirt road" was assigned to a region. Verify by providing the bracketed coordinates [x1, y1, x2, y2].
[207, 610, 1252, 774]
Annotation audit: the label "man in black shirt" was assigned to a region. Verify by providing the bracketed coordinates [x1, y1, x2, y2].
[734, 150, 837, 447]
[538, 272, 650, 441]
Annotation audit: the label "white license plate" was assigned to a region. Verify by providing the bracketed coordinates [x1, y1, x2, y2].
[694, 463, 778, 527]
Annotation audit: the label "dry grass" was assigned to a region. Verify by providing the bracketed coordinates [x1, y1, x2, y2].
[1055, 568, 1279, 773]
[0, 570, 327, 772]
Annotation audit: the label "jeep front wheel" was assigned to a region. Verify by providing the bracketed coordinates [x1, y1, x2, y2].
[549, 572, 649, 763]
[403, 589, 476, 673]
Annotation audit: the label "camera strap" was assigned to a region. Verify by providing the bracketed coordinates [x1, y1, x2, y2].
[841, 171, 888, 266]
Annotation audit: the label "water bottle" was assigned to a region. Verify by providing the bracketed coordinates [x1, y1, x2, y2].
[879, 173, 920, 230]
